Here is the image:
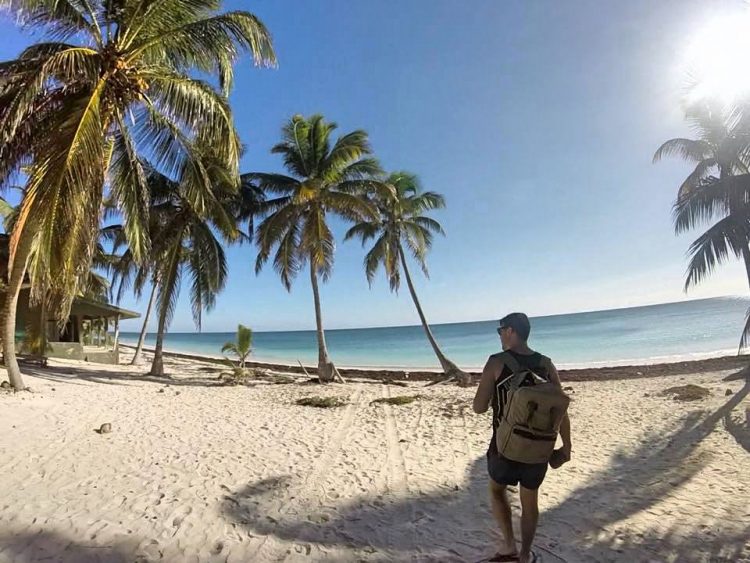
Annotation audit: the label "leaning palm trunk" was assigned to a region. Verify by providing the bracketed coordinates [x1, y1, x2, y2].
[742, 246, 750, 291]
[398, 245, 467, 383]
[131, 282, 157, 366]
[310, 257, 338, 382]
[1, 233, 33, 390]
[737, 245, 750, 351]
[149, 293, 169, 377]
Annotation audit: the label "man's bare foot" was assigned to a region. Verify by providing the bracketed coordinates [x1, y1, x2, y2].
[518, 551, 537, 563]
[488, 552, 519, 562]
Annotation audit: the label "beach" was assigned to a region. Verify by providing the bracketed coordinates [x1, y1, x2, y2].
[1, 349, 748, 562]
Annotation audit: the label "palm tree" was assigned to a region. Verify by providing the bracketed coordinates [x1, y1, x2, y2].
[654, 101, 750, 348]
[108, 161, 264, 367]
[247, 114, 382, 382]
[345, 171, 466, 383]
[106, 217, 159, 365]
[222, 324, 253, 369]
[141, 158, 238, 377]
[0, 0, 275, 389]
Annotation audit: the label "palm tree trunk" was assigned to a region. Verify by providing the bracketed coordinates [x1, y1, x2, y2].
[742, 245, 750, 291]
[149, 296, 168, 376]
[131, 281, 157, 365]
[398, 244, 461, 376]
[37, 286, 47, 361]
[310, 256, 336, 382]
[2, 233, 33, 390]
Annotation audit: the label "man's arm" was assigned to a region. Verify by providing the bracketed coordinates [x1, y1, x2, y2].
[547, 360, 572, 458]
[473, 355, 501, 414]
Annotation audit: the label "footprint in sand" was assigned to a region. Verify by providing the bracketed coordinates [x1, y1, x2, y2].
[171, 505, 193, 528]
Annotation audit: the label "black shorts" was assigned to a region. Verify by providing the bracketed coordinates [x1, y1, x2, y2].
[487, 450, 548, 490]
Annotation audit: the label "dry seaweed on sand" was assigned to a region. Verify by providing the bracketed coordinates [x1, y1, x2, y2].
[370, 395, 422, 406]
[660, 384, 710, 402]
[295, 396, 348, 408]
[267, 375, 295, 385]
[382, 379, 409, 387]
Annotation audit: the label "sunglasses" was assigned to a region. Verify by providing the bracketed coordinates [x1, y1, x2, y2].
[496, 326, 510, 335]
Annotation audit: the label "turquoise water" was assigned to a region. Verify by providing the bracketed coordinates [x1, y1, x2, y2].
[120, 297, 750, 369]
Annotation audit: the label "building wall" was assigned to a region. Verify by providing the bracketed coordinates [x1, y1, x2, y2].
[2, 289, 124, 364]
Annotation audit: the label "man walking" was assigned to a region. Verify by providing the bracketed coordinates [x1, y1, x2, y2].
[473, 313, 572, 563]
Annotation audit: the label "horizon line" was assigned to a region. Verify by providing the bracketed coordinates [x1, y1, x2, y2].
[120, 294, 747, 334]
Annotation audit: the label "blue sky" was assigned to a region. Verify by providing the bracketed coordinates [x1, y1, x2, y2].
[2, 0, 748, 332]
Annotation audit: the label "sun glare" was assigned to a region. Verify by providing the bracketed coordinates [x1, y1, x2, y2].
[683, 10, 750, 105]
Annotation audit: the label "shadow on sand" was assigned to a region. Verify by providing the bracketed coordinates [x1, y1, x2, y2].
[221, 372, 750, 562]
[20, 363, 224, 388]
[0, 530, 142, 563]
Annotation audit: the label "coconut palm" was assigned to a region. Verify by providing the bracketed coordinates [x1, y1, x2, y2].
[139, 157, 238, 376]
[108, 162, 265, 367]
[344, 171, 465, 382]
[654, 101, 750, 348]
[222, 323, 253, 368]
[0, 0, 275, 389]
[105, 215, 160, 365]
[247, 114, 382, 382]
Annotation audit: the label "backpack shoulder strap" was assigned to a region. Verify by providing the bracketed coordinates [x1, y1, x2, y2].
[500, 351, 522, 373]
[500, 352, 527, 391]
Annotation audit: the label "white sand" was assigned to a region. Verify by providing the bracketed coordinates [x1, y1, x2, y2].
[0, 351, 748, 563]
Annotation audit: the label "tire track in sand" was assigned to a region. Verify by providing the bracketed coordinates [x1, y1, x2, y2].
[246, 389, 367, 561]
[382, 385, 408, 495]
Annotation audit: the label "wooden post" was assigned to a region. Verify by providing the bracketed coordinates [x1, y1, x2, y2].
[38, 296, 47, 360]
[113, 314, 120, 363]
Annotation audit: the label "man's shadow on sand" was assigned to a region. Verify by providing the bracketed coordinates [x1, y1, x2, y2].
[221, 373, 750, 562]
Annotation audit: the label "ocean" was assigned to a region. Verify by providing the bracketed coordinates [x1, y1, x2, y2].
[120, 297, 750, 370]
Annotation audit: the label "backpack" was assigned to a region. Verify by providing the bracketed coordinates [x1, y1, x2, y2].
[495, 352, 570, 464]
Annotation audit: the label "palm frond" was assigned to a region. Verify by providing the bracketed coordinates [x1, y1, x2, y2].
[129, 11, 276, 84]
[301, 207, 334, 281]
[321, 129, 372, 181]
[242, 172, 299, 195]
[344, 221, 381, 244]
[683, 215, 748, 290]
[1, 47, 99, 145]
[155, 232, 184, 332]
[3, 0, 101, 41]
[652, 138, 714, 164]
[17, 81, 107, 319]
[254, 203, 301, 276]
[402, 222, 431, 277]
[410, 216, 445, 236]
[143, 70, 240, 165]
[188, 220, 226, 330]
[272, 221, 301, 290]
[324, 190, 378, 223]
[339, 157, 383, 181]
[109, 116, 150, 262]
[0, 197, 15, 219]
[673, 174, 750, 234]
[236, 323, 252, 355]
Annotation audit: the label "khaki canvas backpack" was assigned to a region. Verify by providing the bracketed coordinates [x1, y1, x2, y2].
[495, 352, 570, 464]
